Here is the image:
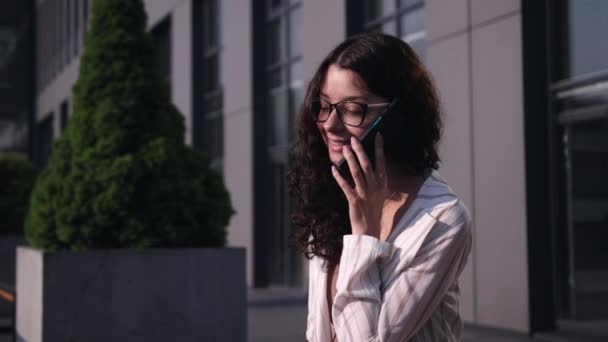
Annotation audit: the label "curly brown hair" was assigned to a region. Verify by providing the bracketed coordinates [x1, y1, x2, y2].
[288, 32, 442, 267]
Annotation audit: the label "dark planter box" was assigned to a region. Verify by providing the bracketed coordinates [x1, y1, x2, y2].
[16, 246, 246, 342]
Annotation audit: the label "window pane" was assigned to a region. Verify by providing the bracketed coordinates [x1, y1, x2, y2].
[268, 89, 288, 146]
[564, 119, 608, 270]
[66, 0, 71, 62]
[400, 8, 426, 60]
[60, 99, 69, 131]
[399, 0, 422, 8]
[270, 0, 282, 10]
[73, 0, 79, 55]
[289, 6, 301, 58]
[382, 20, 396, 35]
[37, 114, 54, 168]
[203, 54, 219, 91]
[204, 92, 223, 113]
[74, 0, 79, 31]
[564, 0, 608, 78]
[400, 7, 424, 35]
[203, 0, 218, 49]
[269, 67, 284, 88]
[289, 60, 303, 83]
[203, 113, 223, 161]
[84, 0, 88, 23]
[289, 85, 304, 138]
[364, 0, 396, 23]
[151, 18, 172, 84]
[367, 25, 383, 33]
[83, 0, 89, 44]
[58, 0, 63, 68]
[290, 86, 303, 115]
[408, 36, 426, 61]
[267, 18, 283, 65]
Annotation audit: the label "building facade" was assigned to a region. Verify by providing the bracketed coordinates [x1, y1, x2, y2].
[2, 0, 606, 337]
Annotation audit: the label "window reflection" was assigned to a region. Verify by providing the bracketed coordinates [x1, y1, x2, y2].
[556, 0, 608, 79]
[361, 0, 426, 61]
[263, 0, 303, 286]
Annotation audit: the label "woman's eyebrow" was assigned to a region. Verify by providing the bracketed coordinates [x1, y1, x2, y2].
[319, 93, 369, 102]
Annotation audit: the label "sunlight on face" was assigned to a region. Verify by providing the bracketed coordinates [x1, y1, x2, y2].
[317, 64, 387, 165]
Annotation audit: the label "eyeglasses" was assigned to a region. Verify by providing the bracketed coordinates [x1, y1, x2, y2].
[310, 98, 393, 127]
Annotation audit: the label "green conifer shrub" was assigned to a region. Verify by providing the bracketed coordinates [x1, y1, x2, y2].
[0, 152, 37, 235]
[25, 0, 233, 251]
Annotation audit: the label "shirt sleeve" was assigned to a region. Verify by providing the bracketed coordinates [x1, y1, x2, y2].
[331, 203, 472, 342]
[306, 258, 316, 341]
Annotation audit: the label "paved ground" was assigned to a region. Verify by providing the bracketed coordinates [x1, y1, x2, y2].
[2, 287, 605, 341]
[247, 287, 608, 342]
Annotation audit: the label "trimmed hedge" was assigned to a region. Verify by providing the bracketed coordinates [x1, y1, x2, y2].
[25, 0, 234, 251]
[0, 153, 37, 235]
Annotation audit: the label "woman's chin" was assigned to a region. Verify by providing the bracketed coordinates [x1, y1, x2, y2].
[329, 153, 343, 166]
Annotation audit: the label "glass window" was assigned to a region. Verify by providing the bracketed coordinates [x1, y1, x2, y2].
[203, 0, 218, 49]
[364, 0, 395, 22]
[151, 16, 172, 86]
[562, 0, 608, 79]
[268, 67, 284, 89]
[260, 0, 303, 286]
[52, 1, 58, 75]
[382, 20, 397, 35]
[289, 6, 301, 58]
[267, 18, 283, 65]
[36, 114, 54, 168]
[73, 0, 79, 56]
[268, 89, 288, 147]
[66, 0, 72, 63]
[399, 0, 420, 8]
[58, 0, 63, 69]
[270, 0, 282, 10]
[83, 0, 89, 38]
[203, 54, 219, 91]
[400, 7, 426, 59]
[289, 60, 303, 84]
[195, 0, 224, 171]
[60, 99, 69, 131]
[360, 0, 426, 62]
[1, 1, 33, 154]
[203, 92, 223, 114]
[202, 113, 223, 170]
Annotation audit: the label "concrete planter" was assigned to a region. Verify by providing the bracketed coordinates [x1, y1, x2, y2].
[16, 246, 246, 342]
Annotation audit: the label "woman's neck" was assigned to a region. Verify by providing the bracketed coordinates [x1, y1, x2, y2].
[384, 160, 425, 203]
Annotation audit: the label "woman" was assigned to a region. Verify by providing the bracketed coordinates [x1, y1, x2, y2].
[288, 33, 472, 342]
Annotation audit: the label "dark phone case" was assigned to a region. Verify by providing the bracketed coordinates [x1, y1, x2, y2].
[336, 113, 388, 180]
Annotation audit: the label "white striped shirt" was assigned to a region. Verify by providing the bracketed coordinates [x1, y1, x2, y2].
[306, 171, 473, 342]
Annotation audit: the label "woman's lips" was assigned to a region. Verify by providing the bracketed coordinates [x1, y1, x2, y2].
[328, 140, 348, 153]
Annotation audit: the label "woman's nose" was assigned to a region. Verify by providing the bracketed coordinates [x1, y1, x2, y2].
[323, 108, 344, 131]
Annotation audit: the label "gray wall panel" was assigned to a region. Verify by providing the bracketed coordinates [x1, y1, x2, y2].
[471, 14, 529, 332]
[169, 2, 193, 145]
[426, 0, 468, 41]
[302, 0, 346, 86]
[428, 32, 476, 323]
[300, 0, 347, 286]
[470, 0, 519, 26]
[222, 0, 254, 286]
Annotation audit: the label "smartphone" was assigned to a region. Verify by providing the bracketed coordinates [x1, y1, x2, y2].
[336, 99, 398, 180]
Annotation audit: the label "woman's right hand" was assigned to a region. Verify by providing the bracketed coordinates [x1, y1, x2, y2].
[331, 134, 389, 239]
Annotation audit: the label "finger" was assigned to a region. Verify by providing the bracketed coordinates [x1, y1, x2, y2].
[343, 145, 367, 194]
[331, 165, 356, 202]
[375, 133, 387, 187]
[350, 136, 375, 186]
